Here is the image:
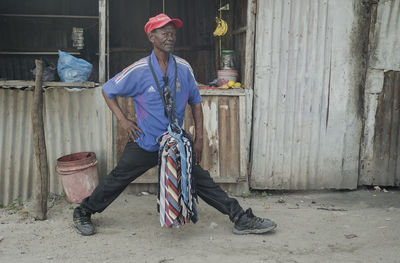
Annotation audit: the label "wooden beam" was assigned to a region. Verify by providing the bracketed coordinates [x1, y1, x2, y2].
[0, 14, 99, 19]
[99, 0, 106, 84]
[99, 0, 114, 172]
[199, 88, 245, 96]
[244, 0, 257, 92]
[109, 46, 214, 53]
[32, 60, 49, 220]
[0, 80, 96, 88]
[239, 95, 247, 182]
[232, 26, 247, 35]
[243, 0, 257, 183]
[134, 176, 241, 184]
[0, 51, 81, 55]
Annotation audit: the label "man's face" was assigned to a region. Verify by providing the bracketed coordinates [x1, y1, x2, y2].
[149, 23, 176, 54]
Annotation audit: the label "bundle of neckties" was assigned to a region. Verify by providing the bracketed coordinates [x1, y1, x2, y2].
[157, 126, 198, 227]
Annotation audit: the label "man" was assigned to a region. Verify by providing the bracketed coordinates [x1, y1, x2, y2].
[73, 13, 277, 236]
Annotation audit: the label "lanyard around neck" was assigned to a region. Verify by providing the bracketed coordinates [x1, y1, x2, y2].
[148, 55, 178, 122]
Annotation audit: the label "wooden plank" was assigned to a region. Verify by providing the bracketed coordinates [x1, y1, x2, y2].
[106, 0, 110, 80]
[99, 0, 106, 84]
[134, 174, 238, 184]
[105, 100, 114, 172]
[0, 51, 81, 55]
[199, 88, 245, 96]
[0, 80, 96, 88]
[239, 95, 248, 181]
[31, 60, 49, 220]
[110, 46, 213, 53]
[0, 14, 99, 19]
[99, 0, 111, 170]
[218, 96, 240, 180]
[245, 88, 253, 176]
[244, 0, 257, 91]
[116, 97, 136, 161]
[200, 97, 220, 178]
[134, 167, 158, 183]
[232, 26, 247, 35]
[369, 71, 400, 185]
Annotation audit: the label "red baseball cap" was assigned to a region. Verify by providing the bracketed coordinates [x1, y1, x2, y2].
[144, 13, 183, 35]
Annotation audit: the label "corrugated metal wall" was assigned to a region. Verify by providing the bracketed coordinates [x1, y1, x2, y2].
[369, 0, 400, 71]
[359, 0, 400, 186]
[115, 90, 248, 186]
[250, 0, 366, 189]
[0, 87, 108, 206]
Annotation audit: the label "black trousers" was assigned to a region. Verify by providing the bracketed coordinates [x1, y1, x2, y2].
[81, 141, 244, 222]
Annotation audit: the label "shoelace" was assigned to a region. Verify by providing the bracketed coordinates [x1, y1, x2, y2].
[79, 211, 92, 225]
[246, 209, 264, 223]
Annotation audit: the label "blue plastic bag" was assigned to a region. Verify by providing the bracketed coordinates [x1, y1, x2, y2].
[57, 50, 93, 83]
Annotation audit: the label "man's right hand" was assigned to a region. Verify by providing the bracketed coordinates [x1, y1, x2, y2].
[102, 90, 143, 142]
[120, 118, 142, 142]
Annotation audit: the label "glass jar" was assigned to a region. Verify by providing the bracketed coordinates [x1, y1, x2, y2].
[221, 50, 235, 70]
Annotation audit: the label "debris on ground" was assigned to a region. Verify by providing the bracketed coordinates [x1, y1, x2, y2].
[209, 222, 218, 229]
[158, 258, 174, 263]
[317, 207, 347, 211]
[374, 186, 382, 191]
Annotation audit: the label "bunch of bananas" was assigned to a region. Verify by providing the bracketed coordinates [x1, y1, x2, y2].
[213, 17, 228, 37]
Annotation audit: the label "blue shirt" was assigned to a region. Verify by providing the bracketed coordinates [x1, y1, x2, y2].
[102, 51, 202, 152]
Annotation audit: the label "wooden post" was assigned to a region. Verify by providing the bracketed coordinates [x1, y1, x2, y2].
[99, 0, 114, 171]
[243, 0, 257, 179]
[99, 0, 106, 84]
[32, 59, 49, 220]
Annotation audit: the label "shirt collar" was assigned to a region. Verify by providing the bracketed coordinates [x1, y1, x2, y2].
[150, 50, 175, 83]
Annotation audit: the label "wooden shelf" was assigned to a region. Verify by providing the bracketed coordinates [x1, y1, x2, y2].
[199, 87, 246, 96]
[0, 51, 81, 55]
[0, 14, 99, 19]
[0, 80, 97, 89]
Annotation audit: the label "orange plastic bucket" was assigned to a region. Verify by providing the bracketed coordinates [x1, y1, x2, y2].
[56, 152, 99, 203]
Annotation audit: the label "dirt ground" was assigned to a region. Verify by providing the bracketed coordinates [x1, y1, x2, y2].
[0, 187, 399, 263]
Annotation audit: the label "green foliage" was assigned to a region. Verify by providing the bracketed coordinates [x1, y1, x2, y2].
[261, 191, 268, 197]
[5, 197, 23, 211]
[241, 190, 252, 198]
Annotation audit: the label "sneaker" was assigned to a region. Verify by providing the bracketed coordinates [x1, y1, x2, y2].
[73, 207, 95, 236]
[233, 208, 277, 235]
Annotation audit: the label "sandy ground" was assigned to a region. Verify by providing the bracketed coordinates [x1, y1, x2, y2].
[0, 188, 399, 263]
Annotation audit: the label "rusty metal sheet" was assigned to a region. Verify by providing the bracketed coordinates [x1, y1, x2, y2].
[360, 71, 400, 186]
[115, 92, 244, 184]
[0, 87, 109, 206]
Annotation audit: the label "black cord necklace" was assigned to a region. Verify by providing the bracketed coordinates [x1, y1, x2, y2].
[148, 55, 178, 123]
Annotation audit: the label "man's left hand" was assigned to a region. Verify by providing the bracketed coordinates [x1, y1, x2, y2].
[193, 138, 203, 165]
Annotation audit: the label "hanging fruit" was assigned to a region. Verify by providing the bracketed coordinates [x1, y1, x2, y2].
[213, 17, 228, 37]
